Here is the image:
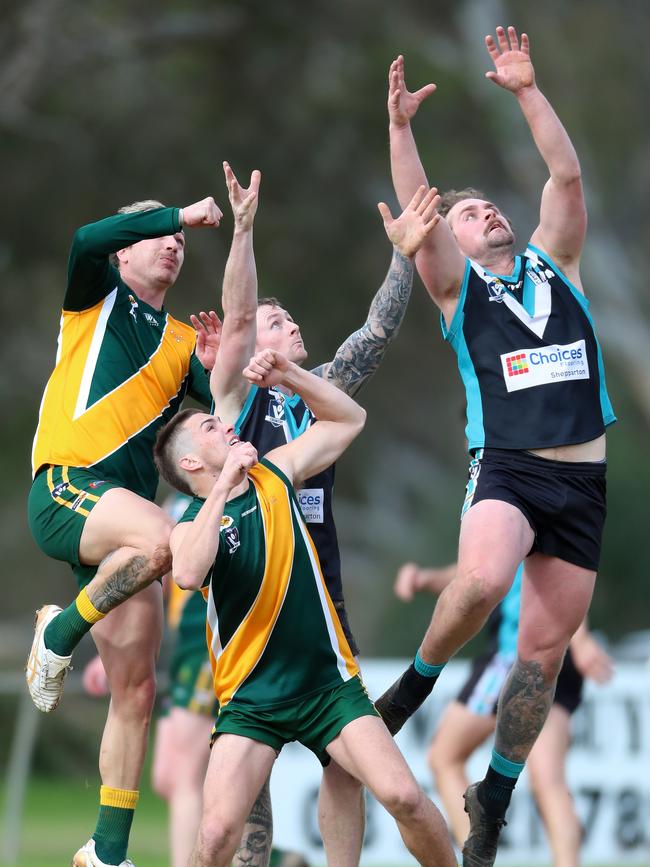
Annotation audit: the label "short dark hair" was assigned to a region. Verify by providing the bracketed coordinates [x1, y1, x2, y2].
[153, 408, 203, 497]
[438, 187, 515, 234]
[257, 296, 284, 309]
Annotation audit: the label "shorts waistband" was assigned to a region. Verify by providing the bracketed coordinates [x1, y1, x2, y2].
[480, 448, 607, 478]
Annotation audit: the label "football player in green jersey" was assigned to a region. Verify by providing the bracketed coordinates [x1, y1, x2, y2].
[27, 196, 222, 867]
[154, 348, 456, 867]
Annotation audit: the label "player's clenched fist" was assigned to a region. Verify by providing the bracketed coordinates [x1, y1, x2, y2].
[181, 196, 223, 228]
[243, 348, 291, 388]
[219, 441, 258, 490]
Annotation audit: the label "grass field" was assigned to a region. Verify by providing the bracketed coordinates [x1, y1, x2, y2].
[1, 776, 631, 867]
[3, 776, 168, 866]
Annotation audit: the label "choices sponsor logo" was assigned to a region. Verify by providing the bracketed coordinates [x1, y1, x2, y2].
[500, 339, 589, 393]
[505, 353, 529, 377]
[297, 488, 324, 524]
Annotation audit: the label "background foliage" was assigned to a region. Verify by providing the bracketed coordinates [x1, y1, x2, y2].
[2, 0, 648, 655]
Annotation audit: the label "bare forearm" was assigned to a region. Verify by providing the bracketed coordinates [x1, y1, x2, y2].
[516, 86, 581, 183]
[172, 486, 230, 589]
[418, 564, 457, 594]
[282, 363, 366, 428]
[318, 249, 413, 396]
[222, 228, 258, 321]
[390, 122, 430, 209]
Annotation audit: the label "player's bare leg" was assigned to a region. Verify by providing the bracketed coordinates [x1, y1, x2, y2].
[326, 715, 456, 867]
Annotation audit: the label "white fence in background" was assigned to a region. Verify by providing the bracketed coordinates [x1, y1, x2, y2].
[270, 660, 650, 865]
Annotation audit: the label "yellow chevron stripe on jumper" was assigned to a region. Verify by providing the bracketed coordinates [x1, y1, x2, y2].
[32, 309, 196, 474]
[294, 500, 358, 678]
[211, 463, 296, 707]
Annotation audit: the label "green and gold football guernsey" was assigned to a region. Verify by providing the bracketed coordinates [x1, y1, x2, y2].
[31, 207, 212, 500]
[178, 459, 358, 709]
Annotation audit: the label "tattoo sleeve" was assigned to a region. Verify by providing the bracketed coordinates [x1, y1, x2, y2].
[234, 777, 273, 867]
[312, 248, 414, 396]
[494, 658, 558, 764]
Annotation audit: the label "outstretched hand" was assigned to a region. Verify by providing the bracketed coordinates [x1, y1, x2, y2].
[182, 197, 223, 228]
[388, 55, 436, 127]
[243, 348, 291, 389]
[485, 26, 535, 93]
[223, 162, 261, 231]
[191, 310, 222, 371]
[378, 186, 441, 258]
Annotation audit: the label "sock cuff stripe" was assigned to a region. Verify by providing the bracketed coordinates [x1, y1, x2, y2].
[100, 786, 140, 809]
[490, 749, 525, 779]
[76, 588, 105, 625]
[414, 652, 446, 678]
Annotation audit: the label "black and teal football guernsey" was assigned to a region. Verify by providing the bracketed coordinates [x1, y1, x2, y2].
[234, 384, 343, 602]
[443, 245, 615, 452]
[32, 208, 211, 500]
[179, 459, 358, 710]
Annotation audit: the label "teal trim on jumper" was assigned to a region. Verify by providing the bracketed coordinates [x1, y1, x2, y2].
[234, 385, 259, 436]
[526, 243, 616, 428]
[414, 652, 446, 678]
[490, 749, 525, 779]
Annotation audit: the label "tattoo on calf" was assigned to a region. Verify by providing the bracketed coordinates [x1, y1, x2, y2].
[323, 250, 413, 395]
[494, 658, 556, 764]
[234, 779, 273, 867]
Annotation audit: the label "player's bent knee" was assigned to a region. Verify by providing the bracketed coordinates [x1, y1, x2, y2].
[458, 565, 509, 611]
[380, 780, 425, 822]
[110, 671, 157, 718]
[196, 817, 239, 860]
[427, 739, 448, 776]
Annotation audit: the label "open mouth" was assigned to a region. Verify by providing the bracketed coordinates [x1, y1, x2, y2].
[228, 436, 240, 446]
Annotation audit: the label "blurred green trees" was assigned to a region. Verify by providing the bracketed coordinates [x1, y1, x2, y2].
[2, 0, 647, 650]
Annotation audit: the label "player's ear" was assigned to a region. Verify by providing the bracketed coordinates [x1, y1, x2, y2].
[179, 454, 202, 472]
[115, 246, 130, 266]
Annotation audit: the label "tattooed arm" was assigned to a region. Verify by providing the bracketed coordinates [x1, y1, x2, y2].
[311, 186, 440, 397]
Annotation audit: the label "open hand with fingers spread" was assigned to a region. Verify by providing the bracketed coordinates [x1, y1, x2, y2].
[388, 55, 437, 128]
[181, 196, 223, 228]
[378, 186, 441, 258]
[191, 310, 222, 371]
[243, 348, 292, 389]
[224, 161, 261, 232]
[485, 25, 535, 93]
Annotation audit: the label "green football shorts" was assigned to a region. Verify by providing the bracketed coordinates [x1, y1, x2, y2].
[28, 465, 123, 588]
[212, 674, 379, 764]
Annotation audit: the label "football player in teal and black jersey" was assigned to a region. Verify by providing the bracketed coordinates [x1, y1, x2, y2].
[383, 26, 615, 866]
[192, 162, 441, 865]
[154, 347, 456, 867]
[26, 196, 222, 867]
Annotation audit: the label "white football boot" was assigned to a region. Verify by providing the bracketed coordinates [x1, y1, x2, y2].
[72, 838, 135, 867]
[25, 604, 73, 712]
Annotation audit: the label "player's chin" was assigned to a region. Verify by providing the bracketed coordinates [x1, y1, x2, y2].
[290, 346, 308, 365]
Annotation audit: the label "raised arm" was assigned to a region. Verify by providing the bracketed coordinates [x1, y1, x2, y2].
[311, 185, 441, 396]
[243, 349, 366, 484]
[209, 162, 261, 423]
[387, 56, 466, 317]
[170, 441, 258, 590]
[65, 198, 221, 312]
[485, 26, 587, 280]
